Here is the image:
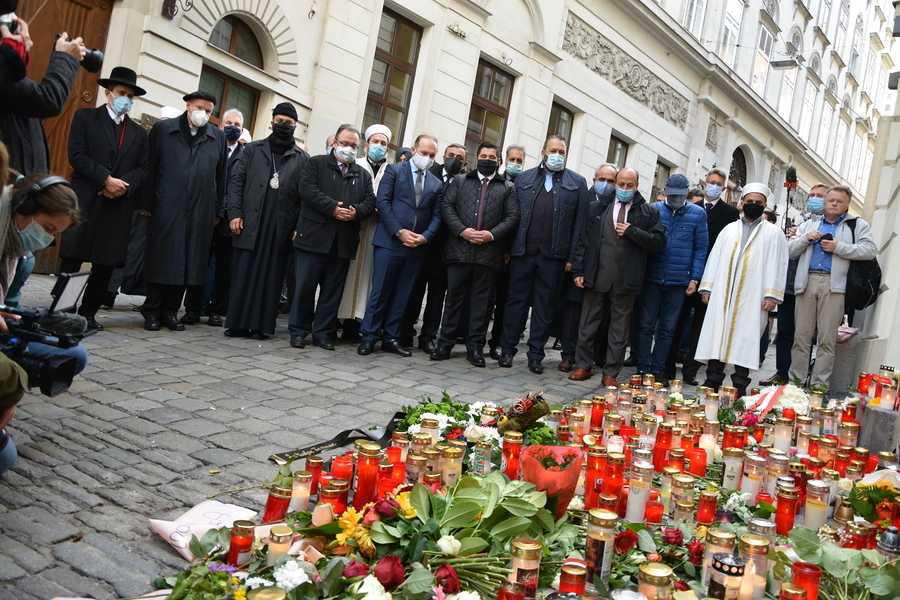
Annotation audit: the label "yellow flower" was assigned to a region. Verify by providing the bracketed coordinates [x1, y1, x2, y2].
[695, 525, 708, 540]
[355, 527, 375, 558]
[337, 506, 362, 545]
[395, 492, 417, 519]
[233, 587, 247, 600]
[230, 576, 240, 586]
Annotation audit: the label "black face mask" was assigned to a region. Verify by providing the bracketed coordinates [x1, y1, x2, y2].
[223, 125, 241, 143]
[444, 157, 462, 176]
[477, 159, 498, 177]
[743, 203, 765, 220]
[272, 122, 295, 141]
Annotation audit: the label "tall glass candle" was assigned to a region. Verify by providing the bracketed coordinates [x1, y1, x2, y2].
[702, 528, 736, 588]
[838, 422, 860, 448]
[559, 564, 587, 595]
[591, 396, 606, 429]
[353, 442, 381, 509]
[625, 460, 653, 522]
[741, 454, 767, 505]
[261, 485, 292, 524]
[805, 480, 830, 531]
[406, 453, 426, 483]
[391, 431, 410, 462]
[305, 456, 323, 496]
[776, 487, 799, 535]
[289, 470, 312, 513]
[773, 417, 794, 453]
[697, 490, 718, 525]
[705, 393, 720, 421]
[791, 562, 821, 600]
[722, 448, 744, 491]
[419, 418, 440, 443]
[739, 534, 770, 600]
[266, 524, 293, 566]
[708, 553, 745, 600]
[509, 538, 542, 600]
[473, 440, 493, 476]
[226, 520, 255, 566]
[653, 423, 674, 472]
[602, 452, 625, 496]
[441, 446, 464, 487]
[638, 562, 673, 600]
[586, 509, 617, 587]
[502, 431, 524, 480]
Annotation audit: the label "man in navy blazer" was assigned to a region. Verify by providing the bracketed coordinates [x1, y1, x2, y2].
[358, 134, 443, 356]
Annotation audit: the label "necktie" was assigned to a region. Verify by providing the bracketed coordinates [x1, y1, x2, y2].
[339, 163, 348, 176]
[475, 178, 490, 230]
[706, 203, 713, 215]
[616, 202, 627, 224]
[415, 169, 424, 206]
[117, 120, 127, 151]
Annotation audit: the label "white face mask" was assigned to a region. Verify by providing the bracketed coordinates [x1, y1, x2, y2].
[189, 109, 209, 128]
[333, 144, 357, 164]
[411, 153, 433, 172]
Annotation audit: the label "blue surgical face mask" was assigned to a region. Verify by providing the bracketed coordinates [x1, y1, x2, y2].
[18, 220, 54, 253]
[706, 183, 723, 200]
[594, 181, 609, 195]
[367, 144, 387, 162]
[505, 162, 523, 177]
[615, 188, 635, 203]
[111, 96, 133, 116]
[545, 152, 566, 172]
[806, 196, 825, 215]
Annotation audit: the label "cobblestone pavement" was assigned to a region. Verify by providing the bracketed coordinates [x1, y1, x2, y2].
[0, 275, 754, 599]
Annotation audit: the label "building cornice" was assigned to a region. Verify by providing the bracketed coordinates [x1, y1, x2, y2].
[813, 25, 831, 48]
[529, 41, 563, 64]
[794, 0, 813, 22]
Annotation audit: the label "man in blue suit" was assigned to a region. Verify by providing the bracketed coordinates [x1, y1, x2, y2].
[358, 134, 443, 357]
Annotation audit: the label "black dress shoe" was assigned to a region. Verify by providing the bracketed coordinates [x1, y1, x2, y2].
[161, 314, 185, 331]
[488, 345, 501, 361]
[430, 346, 452, 361]
[498, 353, 513, 368]
[313, 339, 336, 351]
[683, 376, 700, 386]
[83, 317, 104, 332]
[528, 359, 544, 374]
[383, 340, 412, 357]
[418, 338, 436, 354]
[623, 354, 637, 367]
[290, 335, 307, 348]
[552, 338, 562, 350]
[357, 340, 375, 355]
[225, 328, 249, 338]
[467, 348, 486, 368]
[180, 312, 200, 325]
[143, 315, 161, 331]
[207, 313, 223, 327]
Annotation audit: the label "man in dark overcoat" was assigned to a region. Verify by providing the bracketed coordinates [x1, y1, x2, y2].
[59, 66, 148, 330]
[141, 90, 226, 331]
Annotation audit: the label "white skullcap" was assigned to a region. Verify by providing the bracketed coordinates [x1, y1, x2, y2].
[159, 105, 182, 120]
[365, 124, 392, 144]
[740, 182, 771, 201]
[239, 128, 252, 144]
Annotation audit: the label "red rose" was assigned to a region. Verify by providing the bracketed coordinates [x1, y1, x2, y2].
[343, 560, 369, 578]
[661, 527, 684, 546]
[687, 539, 705, 566]
[434, 564, 461, 594]
[782, 408, 796, 421]
[374, 555, 405, 589]
[674, 580, 690, 591]
[445, 427, 464, 440]
[375, 497, 400, 519]
[614, 529, 638, 554]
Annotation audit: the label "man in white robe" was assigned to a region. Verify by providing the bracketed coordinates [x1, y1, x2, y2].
[695, 183, 788, 397]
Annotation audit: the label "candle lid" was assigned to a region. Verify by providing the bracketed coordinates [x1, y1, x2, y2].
[420, 418, 440, 428]
[807, 479, 829, 493]
[796, 415, 813, 424]
[570, 414, 585, 423]
[706, 528, 736, 546]
[777, 487, 799, 500]
[674, 499, 695, 510]
[833, 503, 854, 524]
[248, 588, 288, 600]
[748, 518, 775, 535]
[608, 452, 626, 464]
[669, 448, 685, 458]
[638, 562, 673, 586]
[578, 399, 593, 407]
[739, 533, 770, 554]
[561, 564, 587, 577]
[588, 509, 618, 527]
[712, 552, 745, 576]
[330, 479, 350, 492]
[700, 489, 718, 501]
[269, 485, 292, 497]
[232, 520, 255, 535]
[503, 431, 524, 443]
[305, 456, 324, 467]
[475, 440, 492, 450]
[632, 460, 654, 475]
[724, 447, 745, 458]
[407, 453, 427, 466]
[511, 537, 542, 559]
[672, 473, 696, 487]
[269, 524, 293, 543]
[391, 431, 409, 442]
[819, 437, 838, 447]
[779, 584, 806, 600]
[775, 416, 793, 425]
[357, 441, 382, 457]
[293, 470, 312, 483]
[442, 446, 464, 458]
[422, 447, 440, 459]
[482, 406, 499, 415]
[746, 454, 767, 467]
[423, 472, 442, 484]
[852, 446, 868, 457]
[448, 439, 466, 449]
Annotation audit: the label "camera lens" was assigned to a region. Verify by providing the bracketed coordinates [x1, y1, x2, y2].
[81, 48, 103, 73]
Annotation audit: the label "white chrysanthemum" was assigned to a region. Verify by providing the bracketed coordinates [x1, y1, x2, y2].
[668, 392, 684, 403]
[468, 401, 496, 419]
[437, 534, 462, 556]
[463, 423, 501, 443]
[244, 576, 272, 590]
[355, 575, 393, 600]
[273, 560, 310, 592]
[724, 492, 750, 512]
[453, 592, 482, 600]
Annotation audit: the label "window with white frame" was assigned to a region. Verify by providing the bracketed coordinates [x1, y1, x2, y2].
[831, 118, 848, 172]
[752, 25, 775, 96]
[719, 0, 744, 67]
[683, 0, 707, 38]
[849, 16, 864, 79]
[820, 0, 833, 32]
[835, 0, 850, 56]
[799, 81, 817, 140]
[816, 101, 834, 157]
[779, 67, 797, 122]
[864, 50, 877, 92]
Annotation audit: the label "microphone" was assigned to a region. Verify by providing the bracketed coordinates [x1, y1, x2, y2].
[784, 166, 798, 189]
[37, 312, 88, 336]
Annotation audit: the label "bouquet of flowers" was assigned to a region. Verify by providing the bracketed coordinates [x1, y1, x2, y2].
[521, 445, 584, 519]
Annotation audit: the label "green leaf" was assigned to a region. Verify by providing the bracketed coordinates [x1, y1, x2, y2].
[399, 562, 435, 597]
[535, 508, 555, 532]
[789, 528, 822, 563]
[456, 475, 481, 489]
[410, 483, 431, 523]
[859, 567, 896, 596]
[481, 481, 501, 520]
[683, 562, 696, 578]
[296, 521, 341, 537]
[862, 549, 886, 566]
[458, 536, 489, 555]
[440, 500, 482, 529]
[188, 535, 206, 559]
[454, 486, 487, 504]
[429, 492, 447, 522]
[320, 557, 349, 597]
[286, 581, 319, 600]
[370, 521, 401, 544]
[637, 529, 657, 553]
[501, 497, 540, 517]
[821, 543, 851, 578]
[490, 516, 532, 540]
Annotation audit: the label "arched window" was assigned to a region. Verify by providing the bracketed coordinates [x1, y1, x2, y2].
[827, 75, 838, 96]
[849, 16, 864, 77]
[809, 53, 822, 77]
[787, 27, 803, 56]
[210, 15, 264, 69]
[730, 147, 748, 187]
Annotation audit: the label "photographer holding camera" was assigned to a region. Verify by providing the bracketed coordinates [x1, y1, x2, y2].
[0, 1, 30, 86]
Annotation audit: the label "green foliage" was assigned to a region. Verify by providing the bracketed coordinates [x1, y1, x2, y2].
[400, 391, 470, 431]
[523, 423, 557, 446]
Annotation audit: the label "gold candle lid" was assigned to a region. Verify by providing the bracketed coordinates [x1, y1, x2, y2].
[248, 588, 288, 600]
[662, 466, 682, 477]
[422, 447, 440, 459]
[357, 441, 382, 457]
[232, 520, 255, 535]
[423, 472, 442, 484]
[305, 456, 324, 467]
[724, 447, 745, 459]
[407, 453, 427, 467]
[420, 418, 440, 428]
[503, 431, 524, 443]
[608, 452, 625, 464]
[269, 524, 293, 543]
[293, 470, 312, 483]
[739, 533, 770, 555]
[588, 508, 618, 527]
[780, 584, 806, 600]
[442, 446, 464, 459]
[638, 562, 673, 586]
[511, 537, 542, 559]
[706, 527, 736, 546]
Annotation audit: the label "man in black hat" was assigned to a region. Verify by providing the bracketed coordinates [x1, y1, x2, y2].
[59, 66, 149, 330]
[225, 102, 309, 338]
[141, 90, 226, 331]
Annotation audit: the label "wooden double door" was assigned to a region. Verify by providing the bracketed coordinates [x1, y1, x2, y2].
[17, 0, 113, 272]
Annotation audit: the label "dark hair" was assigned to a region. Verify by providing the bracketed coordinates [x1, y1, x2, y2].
[544, 134, 567, 150]
[413, 133, 438, 148]
[12, 174, 80, 224]
[444, 143, 466, 157]
[334, 124, 361, 142]
[0, 142, 8, 186]
[476, 141, 499, 156]
[687, 188, 704, 200]
[706, 168, 727, 181]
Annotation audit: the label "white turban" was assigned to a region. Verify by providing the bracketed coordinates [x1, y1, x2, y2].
[239, 128, 252, 144]
[365, 124, 392, 144]
[159, 105, 182, 120]
[741, 182, 772, 202]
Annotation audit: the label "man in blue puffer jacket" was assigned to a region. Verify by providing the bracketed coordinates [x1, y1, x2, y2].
[634, 174, 708, 379]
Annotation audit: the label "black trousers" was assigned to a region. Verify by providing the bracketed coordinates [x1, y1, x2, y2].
[438, 263, 496, 349]
[209, 231, 232, 315]
[58, 259, 114, 318]
[288, 250, 350, 341]
[703, 360, 751, 397]
[144, 283, 194, 316]
[402, 248, 447, 344]
[575, 288, 636, 376]
[501, 254, 566, 362]
[488, 263, 510, 349]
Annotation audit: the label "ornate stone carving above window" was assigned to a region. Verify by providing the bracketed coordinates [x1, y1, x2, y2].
[706, 118, 719, 152]
[562, 13, 690, 129]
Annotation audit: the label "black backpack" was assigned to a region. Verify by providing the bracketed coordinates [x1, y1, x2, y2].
[844, 219, 881, 310]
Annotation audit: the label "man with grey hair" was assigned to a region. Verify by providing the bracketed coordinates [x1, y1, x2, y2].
[289, 124, 376, 350]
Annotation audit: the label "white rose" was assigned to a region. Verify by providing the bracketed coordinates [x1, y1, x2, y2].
[437, 534, 462, 556]
[453, 592, 482, 600]
[244, 576, 273, 590]
[356, 575, 393, 600]
[273, 560, 311, 592]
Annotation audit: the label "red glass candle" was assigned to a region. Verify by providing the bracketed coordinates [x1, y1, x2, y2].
[319, 485, 346, 516]
[498, 582, 525, 600]
[261, 485, 292, 524]
[305, 456, 323, 495]
[590, 398, 605, 429]
[792, 562, 821, 600]
[386, 446, 405, 483]
[319, 472, 335, 491]
[645, 490, 664, 523]
[353, 443, 381, 509]
[585, 476, 602, 510]
[502, 431, 524, 480]
[775, 488, 799, 535]
[616, 485, 629, 518]
[687, 447, 707, 477]
[557, 424, 571, 443]
[808, 437, 821, 459]
[602, 453, 625, 496]
[226, 520, 255, 566]
[756, 490, 774, 506]
[332, 453, 354, 484]
[559, 564, 587, 595]
[833, 451, 850, 476]
[696, 490, 717, 525]
[620, 425, 638, 441]
[667, 448, 686, 472]
[865, 453, 880, 474]
[653, 423, 673, 472]
[376, 461, 395, 500]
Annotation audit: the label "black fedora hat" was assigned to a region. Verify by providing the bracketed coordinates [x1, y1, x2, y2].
[98, 66, 147, 96]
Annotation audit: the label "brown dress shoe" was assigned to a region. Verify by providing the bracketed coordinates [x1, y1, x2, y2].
[568, 368, 592, 381]
[558, 358, 573, 372]
[601, 374, 618, 387]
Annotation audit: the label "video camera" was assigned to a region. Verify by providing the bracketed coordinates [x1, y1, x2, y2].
[0, 272, 89, 396]
[0, 8, 103, 73]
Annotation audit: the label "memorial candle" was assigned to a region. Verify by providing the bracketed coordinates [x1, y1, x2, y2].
[696, 490, 718, 525]
[226, 520, 255, 567]
[305, 456, 323, 496]
[590, 396, 606, 429]
[288, 470, 311, 513]
[502, 431, 524, 480]
[353, 442, 381, 509]
[776, 487, 799, 535]
[791, 562, 821, 600]
[266, 524, 293, 566]
[262, 485, 293, 524]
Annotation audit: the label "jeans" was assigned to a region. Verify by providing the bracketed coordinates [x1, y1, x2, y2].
[361, 248, 424, 343]
[0, 431, 16, 476]
[6, 254, 34, 308]
[635, 283, 687, 375]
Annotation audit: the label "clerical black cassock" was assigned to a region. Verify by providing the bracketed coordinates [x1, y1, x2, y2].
[225, 135, 309, 337]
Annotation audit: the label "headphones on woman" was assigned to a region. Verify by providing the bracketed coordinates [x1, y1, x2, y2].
[13, 175, 73, 215]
